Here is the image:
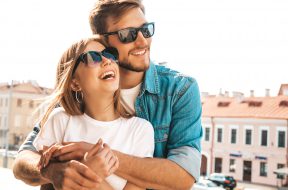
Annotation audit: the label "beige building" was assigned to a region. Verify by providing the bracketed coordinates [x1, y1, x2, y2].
[0, 81, 51, 150]
[200, 86, 288, 187]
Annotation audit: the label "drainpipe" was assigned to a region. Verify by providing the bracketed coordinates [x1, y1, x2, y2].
[286, 119, 288, 185]
[210, 117, 215, 174]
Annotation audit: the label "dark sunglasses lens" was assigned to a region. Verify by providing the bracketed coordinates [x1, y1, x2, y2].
[118, 28, 137, 43]
[103, 47, 119, 60]
[85, 52, 102, 65]
[141, 23, 154, 38]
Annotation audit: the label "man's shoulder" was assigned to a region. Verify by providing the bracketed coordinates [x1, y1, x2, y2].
[153, 64, 198, 92]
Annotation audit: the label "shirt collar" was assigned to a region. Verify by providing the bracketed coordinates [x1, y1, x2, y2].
[142, 62, 160, 95]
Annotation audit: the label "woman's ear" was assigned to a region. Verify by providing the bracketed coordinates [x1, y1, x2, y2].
[70, 79, 81, 91]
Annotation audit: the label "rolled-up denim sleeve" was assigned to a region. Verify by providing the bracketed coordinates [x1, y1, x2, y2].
[167, 146, 201, 181]
[167, 78, 203, 181]
[18, 124, 40, 152]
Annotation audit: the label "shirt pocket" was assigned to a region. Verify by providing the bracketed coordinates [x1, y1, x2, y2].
[154, 125, 169, 143]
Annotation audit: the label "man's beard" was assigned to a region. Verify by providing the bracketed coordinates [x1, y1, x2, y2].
[118, 60, 149, 72]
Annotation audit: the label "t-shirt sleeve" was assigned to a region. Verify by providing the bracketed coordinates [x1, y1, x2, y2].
[33, 108, 68, 151]
[132, 118, 155, 158]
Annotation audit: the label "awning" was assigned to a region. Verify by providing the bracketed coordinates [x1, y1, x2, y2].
[229, 152, 242, 157]
[273, 167, 288, 176]
[255, 156, 267, 160]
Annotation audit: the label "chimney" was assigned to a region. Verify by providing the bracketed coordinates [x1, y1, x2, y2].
[201, 92, 209, 98]
[158, 62, 167, 66]
[250, 90, 254, 97]
[265, 89, 270, 97]
[224, 91, 229, 97]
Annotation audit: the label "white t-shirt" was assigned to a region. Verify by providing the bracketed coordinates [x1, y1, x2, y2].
[120, 83, 142, 115]
[33, 107, 154, 190]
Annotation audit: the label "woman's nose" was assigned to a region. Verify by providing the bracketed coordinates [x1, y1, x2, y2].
[101, 56, 112, 67]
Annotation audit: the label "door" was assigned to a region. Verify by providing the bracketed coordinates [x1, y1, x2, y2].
[243, 160, 252, 181]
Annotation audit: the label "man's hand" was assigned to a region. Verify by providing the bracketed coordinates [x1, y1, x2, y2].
[41, 160, 102, 190]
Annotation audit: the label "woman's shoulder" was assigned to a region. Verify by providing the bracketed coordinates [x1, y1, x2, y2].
[123, 116, 153, 129]
[48, 107, 70, 121]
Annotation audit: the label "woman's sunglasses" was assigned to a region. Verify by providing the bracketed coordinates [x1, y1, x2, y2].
[101, 22, 155, 44]
[72, 47, 118, 75]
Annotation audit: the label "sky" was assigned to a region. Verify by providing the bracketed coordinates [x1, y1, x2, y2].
[0, 0, 287, 97]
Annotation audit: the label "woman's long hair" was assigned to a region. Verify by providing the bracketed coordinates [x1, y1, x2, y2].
[39, 36, 130, 127]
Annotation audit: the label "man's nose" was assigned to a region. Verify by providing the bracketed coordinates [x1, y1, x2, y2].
[134, 31, 148, 46]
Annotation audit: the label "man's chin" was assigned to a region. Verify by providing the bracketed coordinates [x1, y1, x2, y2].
[119, 62, 150, 72]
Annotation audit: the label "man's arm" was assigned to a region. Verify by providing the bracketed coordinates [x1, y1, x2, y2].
[114, 78, 202, 190]
[13, 126, 103, 190]
[114, 151, 194, 190]
[13, 150, 49, 186]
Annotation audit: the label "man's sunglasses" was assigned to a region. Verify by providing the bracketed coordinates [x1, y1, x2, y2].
[72, 47, 118, 75]
[101, 22, 155, 44]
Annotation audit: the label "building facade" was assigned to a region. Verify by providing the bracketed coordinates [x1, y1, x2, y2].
[201, 90, 288, 187]
[0, 81, 51, 150]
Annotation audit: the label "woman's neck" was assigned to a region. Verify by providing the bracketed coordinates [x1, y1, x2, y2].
[84, 95, 119, 121]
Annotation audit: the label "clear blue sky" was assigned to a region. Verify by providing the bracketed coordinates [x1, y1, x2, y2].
[0, 0, 287, 96]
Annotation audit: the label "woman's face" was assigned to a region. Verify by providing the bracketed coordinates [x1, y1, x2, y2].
[73, 41, 120, 99]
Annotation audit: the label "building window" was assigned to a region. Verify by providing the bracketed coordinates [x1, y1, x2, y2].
[231, 129, 237, 144]
[29, 100, 34, 108]
[277, 164, 285, 179]
[205, 128, 210, 141]
[278, 131, 286, 148]
[260, 162, 267, 177]
[229, 159, 236, 172]
[217, 128, 223, 143]
[261, 130, 268, 146]
[17, 99, 22, 107]
[245, 129, 252, 145]
[215, 158, 222, 173]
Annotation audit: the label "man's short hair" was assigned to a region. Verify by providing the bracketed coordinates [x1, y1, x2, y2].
[89, 0, 145, 34]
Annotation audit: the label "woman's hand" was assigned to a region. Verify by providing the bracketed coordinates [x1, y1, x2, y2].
[52, 141, 94, 161]
[83, 139, 119, 179]
[38, 144, 61, 170]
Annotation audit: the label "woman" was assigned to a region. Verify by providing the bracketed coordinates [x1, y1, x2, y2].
[33, 36, 154, 190]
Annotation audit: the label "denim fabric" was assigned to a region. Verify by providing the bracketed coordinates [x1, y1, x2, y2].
[19, 62, 203, 180]
[134, 63, 203, 180]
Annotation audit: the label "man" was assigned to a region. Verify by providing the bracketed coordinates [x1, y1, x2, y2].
[13, 0, 202, 189]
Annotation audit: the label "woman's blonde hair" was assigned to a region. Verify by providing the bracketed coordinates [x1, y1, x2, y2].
[40, 35, 130, 127]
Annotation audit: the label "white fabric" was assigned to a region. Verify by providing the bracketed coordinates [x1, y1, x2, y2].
[120, 83, 142, 115]
[34, 107, 154, 190]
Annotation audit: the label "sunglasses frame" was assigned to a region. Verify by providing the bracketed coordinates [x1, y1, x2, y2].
[101, 22, 155, 44]
[72, 47, 118, 75]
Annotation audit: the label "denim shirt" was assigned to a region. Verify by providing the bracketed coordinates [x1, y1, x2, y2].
[134, 63, 203, 181]
[19, 62, 203, 181]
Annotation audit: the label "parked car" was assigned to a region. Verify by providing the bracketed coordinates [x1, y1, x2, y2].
[192, 179, 225, 190]
[208, 173, 237, 190]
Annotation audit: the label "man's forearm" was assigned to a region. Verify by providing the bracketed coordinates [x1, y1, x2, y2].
[13, 150, 49, 186]
[114, 151, 195, 190]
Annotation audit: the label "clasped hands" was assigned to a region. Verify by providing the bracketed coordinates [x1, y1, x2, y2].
[38, 139, 118, 190]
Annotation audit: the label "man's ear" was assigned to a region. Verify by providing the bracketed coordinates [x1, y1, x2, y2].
[70, 79, 81, 91]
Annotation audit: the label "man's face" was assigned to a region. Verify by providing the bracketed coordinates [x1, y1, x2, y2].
[105, 8, 152, 72]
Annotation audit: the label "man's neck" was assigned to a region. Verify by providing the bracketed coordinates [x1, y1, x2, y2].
[119, 68, 144, 89]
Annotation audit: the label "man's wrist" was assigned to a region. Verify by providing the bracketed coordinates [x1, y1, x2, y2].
[40, 161, 66, 184]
